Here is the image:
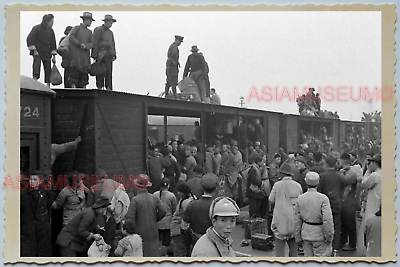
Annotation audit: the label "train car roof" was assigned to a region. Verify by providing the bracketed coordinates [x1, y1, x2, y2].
[53, 88, 284, 118]
[20, 75, 56, 96]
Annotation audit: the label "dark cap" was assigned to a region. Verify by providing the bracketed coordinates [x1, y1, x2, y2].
[194, 165, 205, 175]
[92, 196, 110, 209]
[294, 155, 306, 163]
[175, 35, 184, 42]
[190, 45, 199, 52]
[123, 220, 136, 234]
[102, 14, 116, 22]
[279, 163, 293, 176]
[325, 156, 337, 167]
[340, 153, 351, 161]
[313, 151, 323, 162]
[201, 173, 218, 190]
[64, 26, 73, 35]
[80, 12, 95, 21]
[274, 153, 282, 159]
[253, 154, 263, 164]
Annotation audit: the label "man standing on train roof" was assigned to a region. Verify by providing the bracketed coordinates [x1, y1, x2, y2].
[183, 45, 208, 102]
[26, 14, 57, 87]
[165, 35, 184, 99]
[68, 12, 95, 89]
[92, 14, 117, 91]
[199, 52, 211, 103]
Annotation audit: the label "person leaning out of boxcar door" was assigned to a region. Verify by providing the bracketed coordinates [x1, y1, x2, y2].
[191, 197, 239, 257]
[92, 14, 117, 91]
[51, 135, 82, 166]
[56, 196, 110, 256]
[26, 14, 57, 87]
[20, 170, 56, 257]
[68, 12, 95, 88]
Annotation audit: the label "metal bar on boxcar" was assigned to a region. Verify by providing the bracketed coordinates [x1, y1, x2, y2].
[144, 101, 149, 173]
[163, 115, 168, 143]
[201, 107, 206, 161]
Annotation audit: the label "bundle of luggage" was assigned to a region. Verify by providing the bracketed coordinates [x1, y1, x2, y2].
[177, 77, 201, 102]
[243, 216, 274, 251]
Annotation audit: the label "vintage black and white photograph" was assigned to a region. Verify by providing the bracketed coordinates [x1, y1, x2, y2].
[9, 4, 395, 262]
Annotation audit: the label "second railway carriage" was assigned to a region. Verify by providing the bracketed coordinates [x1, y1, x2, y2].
[50, 88, 381, 192]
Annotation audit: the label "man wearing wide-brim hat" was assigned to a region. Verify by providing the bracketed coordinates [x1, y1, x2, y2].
[294, 172, 334, 257]
[68, 12, 95, 88]
[357, 154, 381, 255]
[165, 35, 184, 99]
[183, 45, 208, 102]
[56, 196, 110, 256]
[269, 162, 302, 257]
[92, 14, 117, 91]
[124, 174, 167, 257]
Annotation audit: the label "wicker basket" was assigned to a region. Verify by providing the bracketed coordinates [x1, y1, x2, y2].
[243, 217, 268, 239]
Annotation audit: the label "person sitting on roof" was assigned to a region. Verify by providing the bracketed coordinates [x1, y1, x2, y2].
[210, 88, 221, 105]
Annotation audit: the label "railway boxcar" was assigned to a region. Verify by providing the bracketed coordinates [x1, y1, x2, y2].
[279, 114, 340, 153]
[20, 75, 55, 178]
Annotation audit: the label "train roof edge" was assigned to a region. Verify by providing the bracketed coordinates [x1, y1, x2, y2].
[20, 75, 56, 96]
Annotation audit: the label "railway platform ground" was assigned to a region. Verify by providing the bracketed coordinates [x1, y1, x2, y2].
[230, 206, 359, 258]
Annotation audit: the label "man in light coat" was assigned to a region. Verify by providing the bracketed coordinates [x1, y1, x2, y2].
[294, 172, 334, 257]
[92, 14, 117, 91]
[357, 154, 381, 256]
[68, 12, 95, 88]
[269, 163, 303, 257]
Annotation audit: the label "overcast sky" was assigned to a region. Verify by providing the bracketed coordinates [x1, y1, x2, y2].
[20, 11, 381, 120]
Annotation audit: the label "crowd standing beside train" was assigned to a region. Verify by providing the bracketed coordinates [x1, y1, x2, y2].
[21, 128, 381, 257]
[23, 12, 381, 258]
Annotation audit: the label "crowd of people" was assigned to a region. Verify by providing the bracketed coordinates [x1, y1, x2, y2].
[21, 128, 381, 258]
[23, 12, 381, 258]
[296, 88, 340, 119]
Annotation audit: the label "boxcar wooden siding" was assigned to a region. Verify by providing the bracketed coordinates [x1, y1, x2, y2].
[96, 93, 145, 180]
[52, 97, 96, 178]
